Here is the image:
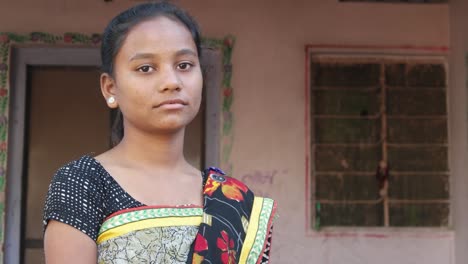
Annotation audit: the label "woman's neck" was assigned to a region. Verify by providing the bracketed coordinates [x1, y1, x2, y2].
[114, 126, 189, 171]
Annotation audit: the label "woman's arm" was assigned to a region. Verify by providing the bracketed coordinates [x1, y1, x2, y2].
[44, 220, 97, 264]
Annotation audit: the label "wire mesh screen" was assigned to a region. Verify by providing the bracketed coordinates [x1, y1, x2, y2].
[310, 55, 449, 228]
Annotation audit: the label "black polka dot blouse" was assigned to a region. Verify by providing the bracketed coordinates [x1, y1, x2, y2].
[43, 155, 144, 241]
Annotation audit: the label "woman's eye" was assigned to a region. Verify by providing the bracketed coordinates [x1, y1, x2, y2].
[137, 65, 154, 73]
[177, 62, 192, 71]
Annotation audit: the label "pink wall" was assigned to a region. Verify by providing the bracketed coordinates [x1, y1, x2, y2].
[0, 0, 453, 263]
[449, 0, 468, 263]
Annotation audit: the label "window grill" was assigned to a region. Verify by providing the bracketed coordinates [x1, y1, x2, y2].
[310, 55, 449, 228]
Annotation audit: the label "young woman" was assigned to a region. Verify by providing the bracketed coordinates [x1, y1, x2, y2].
[43, 2, 276, 264]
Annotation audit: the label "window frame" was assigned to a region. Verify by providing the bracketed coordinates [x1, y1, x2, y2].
[305, 44, 452, 234]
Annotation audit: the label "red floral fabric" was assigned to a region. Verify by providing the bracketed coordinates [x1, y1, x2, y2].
[186, 167, 272, 264]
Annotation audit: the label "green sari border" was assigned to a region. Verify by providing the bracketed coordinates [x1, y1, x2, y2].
[246, 198, 277, 264]
[99, 207, 204, 235]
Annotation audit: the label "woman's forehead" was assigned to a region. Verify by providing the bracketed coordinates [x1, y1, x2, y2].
[119, 16, 197, 58]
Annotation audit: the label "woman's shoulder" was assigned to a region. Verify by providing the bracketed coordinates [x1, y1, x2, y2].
[52, 154, 107, 184]
[202, 167, 276, 204]
[202, 167, 254, 201]
[44, 155, 110, 241]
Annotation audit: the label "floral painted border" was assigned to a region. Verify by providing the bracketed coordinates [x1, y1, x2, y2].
[0, 32, 235, 258]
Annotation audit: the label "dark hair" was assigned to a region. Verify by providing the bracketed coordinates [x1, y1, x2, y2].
[100, 1, 202, 146]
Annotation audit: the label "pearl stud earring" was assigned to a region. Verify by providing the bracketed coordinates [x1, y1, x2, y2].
[107, 97, 115, 104]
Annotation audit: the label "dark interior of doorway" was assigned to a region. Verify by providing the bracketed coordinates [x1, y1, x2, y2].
[19, 65, 205, 263]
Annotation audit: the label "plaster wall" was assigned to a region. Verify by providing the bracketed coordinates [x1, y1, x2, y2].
[0, 0, 454, 263]
[449, 1, 468, 264]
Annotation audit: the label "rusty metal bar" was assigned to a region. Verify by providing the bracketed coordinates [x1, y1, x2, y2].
[381, 63, 390, 227]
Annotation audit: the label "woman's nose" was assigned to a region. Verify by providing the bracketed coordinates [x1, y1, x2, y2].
[159, 68, 181, 92]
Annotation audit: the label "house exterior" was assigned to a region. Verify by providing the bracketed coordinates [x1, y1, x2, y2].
[1, 0, 468, 263]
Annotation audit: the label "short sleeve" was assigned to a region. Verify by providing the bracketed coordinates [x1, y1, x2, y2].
[43, 159, 105, 241]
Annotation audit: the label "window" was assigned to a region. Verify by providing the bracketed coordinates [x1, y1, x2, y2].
[309, 54, 449, 228]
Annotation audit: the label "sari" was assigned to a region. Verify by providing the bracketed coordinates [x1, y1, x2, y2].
[96, 167, 277, 264]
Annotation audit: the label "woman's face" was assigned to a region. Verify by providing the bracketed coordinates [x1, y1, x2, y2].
[106, 16, 202, 134]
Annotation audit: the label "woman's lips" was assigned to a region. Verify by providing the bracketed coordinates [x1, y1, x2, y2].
[154, 99, 188, 109]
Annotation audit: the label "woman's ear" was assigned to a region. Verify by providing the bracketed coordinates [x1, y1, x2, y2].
[100, 73, 118, 109]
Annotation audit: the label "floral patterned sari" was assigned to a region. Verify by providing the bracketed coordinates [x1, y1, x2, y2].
[96, 167, 277, 264]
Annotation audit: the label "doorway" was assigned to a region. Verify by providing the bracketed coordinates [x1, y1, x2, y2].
[23, 65, 108, 264]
